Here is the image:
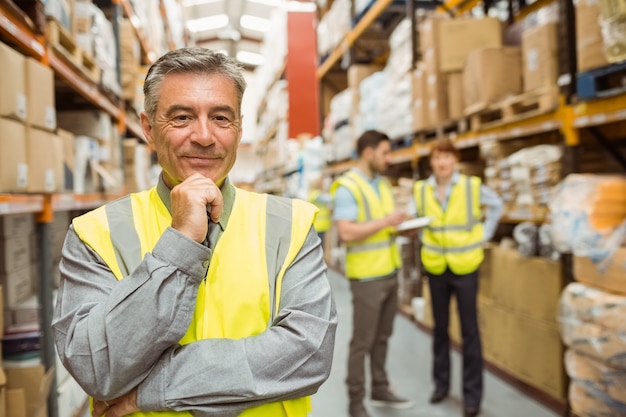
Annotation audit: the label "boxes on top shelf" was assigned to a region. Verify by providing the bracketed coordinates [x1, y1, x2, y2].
[0, 42, 27, 122]
[522, 22, 559, 92]
[24, 58, 56, 132]
[576, 0, 610, 72]
[463, 47, 523, 114]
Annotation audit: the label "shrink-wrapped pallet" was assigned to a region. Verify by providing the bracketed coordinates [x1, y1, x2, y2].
[550, 174, 626, 257]
[559, 282, 626, 369]
[566, 349, 626, 416]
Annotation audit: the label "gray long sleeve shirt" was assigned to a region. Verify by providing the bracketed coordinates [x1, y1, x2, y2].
[52, 178, 338, 417]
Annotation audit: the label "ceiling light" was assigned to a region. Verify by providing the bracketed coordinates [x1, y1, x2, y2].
[247, 0, 281, 6]
[181, 0, 220, 7]
[186, 14, 229, 33]
[237, 51, 265, 67]
[240, 14, 270, 32]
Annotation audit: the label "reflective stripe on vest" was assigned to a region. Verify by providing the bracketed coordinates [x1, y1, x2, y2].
[414, 175, 484, 275]
[330, 171, 401, 279]
[73, 187, 316, 417]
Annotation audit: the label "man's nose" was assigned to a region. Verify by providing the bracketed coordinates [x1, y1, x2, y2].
[191, 119, 216, 145]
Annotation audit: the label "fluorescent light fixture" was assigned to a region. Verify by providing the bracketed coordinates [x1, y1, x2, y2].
[186, 14, 229, 33]
[287, 1, 316, 12]
[240, 14, 270, 32]
[181, 0, 220, 7]
[248, 0, 281, 6]
[237, 51, 265, 66]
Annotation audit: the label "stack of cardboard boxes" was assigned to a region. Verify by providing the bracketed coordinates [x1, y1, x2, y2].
[0, 42, 64, 195]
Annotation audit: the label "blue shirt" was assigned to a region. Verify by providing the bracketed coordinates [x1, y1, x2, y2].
[333, 168, 383, 221]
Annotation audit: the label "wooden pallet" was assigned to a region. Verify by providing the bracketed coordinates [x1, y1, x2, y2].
[414, 117, 470, 143]
[47, 19, 101, 83]
[469, 86, 559, 131]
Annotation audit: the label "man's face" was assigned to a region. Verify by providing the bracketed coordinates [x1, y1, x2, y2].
[430, 150, 458, 180]
[367, 140, 392, 175]
[141, 72, 243, 188]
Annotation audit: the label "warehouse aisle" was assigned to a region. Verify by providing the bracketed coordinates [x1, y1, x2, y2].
[311, 269, 561, 417]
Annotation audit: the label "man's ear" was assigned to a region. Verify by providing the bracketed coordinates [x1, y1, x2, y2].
[140, 112, 154, 151]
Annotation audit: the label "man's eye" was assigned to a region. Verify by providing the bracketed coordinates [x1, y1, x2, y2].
[212, 116, 232, 128]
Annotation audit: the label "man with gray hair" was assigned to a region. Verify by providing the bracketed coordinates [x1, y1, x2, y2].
[52, 47, 337, 417]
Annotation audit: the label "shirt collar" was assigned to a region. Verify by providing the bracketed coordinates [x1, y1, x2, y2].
[156, 174, 234, 232]
[426, 171, 460, 187]
[352, 167, 380, 183]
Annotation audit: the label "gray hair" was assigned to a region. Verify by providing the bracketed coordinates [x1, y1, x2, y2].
[143, 47, 247, 123]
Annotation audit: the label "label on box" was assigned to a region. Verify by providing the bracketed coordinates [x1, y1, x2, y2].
[527, 49, 539, 72]
[44, 169, 55, 192]
[17, 163, 28, 188]
[45, 107, 57, 130]
[16, 93, 27, 120]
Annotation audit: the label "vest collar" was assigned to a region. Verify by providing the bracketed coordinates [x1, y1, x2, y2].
[426, 170, 461, 188]
[156, 173, 235, 232]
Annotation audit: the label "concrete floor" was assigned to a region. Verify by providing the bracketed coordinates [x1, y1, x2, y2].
[310, 269, 561, 417]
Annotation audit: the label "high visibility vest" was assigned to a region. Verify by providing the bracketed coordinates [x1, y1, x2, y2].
[413, 175, 484, 275]
[72, 186, 316, 417]
[330, 170, 401, 279]
[308, 189, 331, 233]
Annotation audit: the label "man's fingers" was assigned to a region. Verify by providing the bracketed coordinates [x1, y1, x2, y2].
[91, 400, 110, 417]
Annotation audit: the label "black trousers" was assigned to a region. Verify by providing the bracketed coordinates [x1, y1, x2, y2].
[427, 268, 483, 409]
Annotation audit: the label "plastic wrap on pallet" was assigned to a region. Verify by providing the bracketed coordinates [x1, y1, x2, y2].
[559, 282, 626, 369]
[600, 16, 626, 63]
[566, 349, 626, 416]
[549, 174, 626, 257]
[357, 71, 387, 134]
[378, 71, 413, 140]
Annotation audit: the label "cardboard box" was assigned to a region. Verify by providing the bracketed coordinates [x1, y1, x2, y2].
[0, 367, 6, 417]
[0, 118, 28, 192]
[56, 110, 113, 142]
[522, 22, 559, 92]
[5, 365, 54, 417]
[6, 388, 26, 417]
[0, 42, 27, 121]
[437, 17, 503, 72]
[0, 235, 31, 274]
[446, 71, 464, 120]
[508, 315, 566, 400]
[412, 65, 428, 131]
[24, 58, 56, 131]
[26, 127, 63, 192]
[576, 0, 610, 71]
[0, 214, 34, 238]
[463, 47, 523, 112]
[425, 71, 448, 127]
[573, 247, 626, 296]
[490, 247, 563, 323]
[348, 64, 384, 89]
[0, 265, 33, 309]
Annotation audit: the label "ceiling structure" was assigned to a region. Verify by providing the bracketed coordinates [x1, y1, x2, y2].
[181, 0, 285, 68]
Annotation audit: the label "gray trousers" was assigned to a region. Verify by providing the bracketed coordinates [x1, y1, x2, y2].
[346, 274, 398, 404]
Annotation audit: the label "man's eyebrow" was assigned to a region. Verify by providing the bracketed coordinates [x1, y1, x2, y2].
[211, 105, 237, 117]
[164, 105, 194, 118]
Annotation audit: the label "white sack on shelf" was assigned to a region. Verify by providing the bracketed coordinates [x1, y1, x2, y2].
[566, 349, 626, 416]
[559, 282, 626, 369]
[549, 174, 626, 258]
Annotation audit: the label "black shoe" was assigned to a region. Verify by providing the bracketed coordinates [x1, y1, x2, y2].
[370, 389, 414, 409]
[464, 406, 480, 417]
[349, 402, 371, 417]
[429, 389, 448, 404]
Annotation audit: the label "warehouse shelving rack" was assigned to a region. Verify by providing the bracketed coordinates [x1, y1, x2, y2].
[319, 0, 626, 415]
[0, 0, 177, 414]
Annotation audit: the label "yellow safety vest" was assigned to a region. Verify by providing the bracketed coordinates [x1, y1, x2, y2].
[72, 186, 316, 417]
[413, 174, 484, 275]
[308, 189, 331, 233]
[330, 170, 401, 279]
